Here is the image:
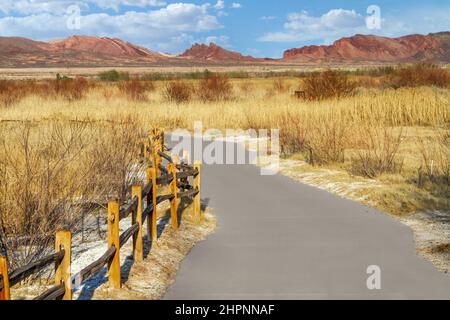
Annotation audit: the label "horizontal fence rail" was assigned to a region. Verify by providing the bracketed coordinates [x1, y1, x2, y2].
[0, 130, 202, 300]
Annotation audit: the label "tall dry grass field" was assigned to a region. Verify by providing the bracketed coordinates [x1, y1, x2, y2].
[0, 65, 449, 265]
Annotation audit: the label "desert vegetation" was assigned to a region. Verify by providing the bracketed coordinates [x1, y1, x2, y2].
[0, 117, 144, 268]
[0, 64, 449, 267]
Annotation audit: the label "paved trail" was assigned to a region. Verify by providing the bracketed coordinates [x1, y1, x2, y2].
[164, 139, 450, 299]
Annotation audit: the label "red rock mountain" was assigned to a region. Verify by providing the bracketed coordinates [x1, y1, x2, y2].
[179, 43, 265, 63]
[283, 32, 450, 63]
[51, 36, 161, 58]
[0, 32, 449, 67]
[0, 35, 166, 67]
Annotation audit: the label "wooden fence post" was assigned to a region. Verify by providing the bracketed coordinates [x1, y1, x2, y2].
[55, 230, 72, 300]
[107, 200, 121, 289]
[142, 139, 150, 162]
[194, 160, 202, 221]
[132, 185, 143, 262]
[0, 256, 10, 300]
[153, 151, 162, 177]
[168, 163, 179, 230]
[150, 167, 158, 242]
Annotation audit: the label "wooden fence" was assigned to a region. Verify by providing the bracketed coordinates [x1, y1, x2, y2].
[0, 131, 201, 300]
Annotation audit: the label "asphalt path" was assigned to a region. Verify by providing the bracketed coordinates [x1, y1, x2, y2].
[164, 137, 450, 299]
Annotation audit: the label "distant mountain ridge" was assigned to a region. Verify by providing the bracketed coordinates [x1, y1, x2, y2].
[283, 32, 450, 63]
[180, 43, 269, 63]
[0, 32, 449, 67]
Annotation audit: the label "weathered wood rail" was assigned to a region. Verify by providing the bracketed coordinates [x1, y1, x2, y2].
[0, 131, 202, 300]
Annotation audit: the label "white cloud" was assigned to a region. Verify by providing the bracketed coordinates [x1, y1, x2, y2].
[259, 7, 450, 44]
[0, 0, 166, 15]
[283, 9, 364, 32]
[204, 35, 230, 47]
[258, 9, 368, 43]
[231, 3, 241, 9]
[213, 0, 225, 10]
[0, 3, 222, 53]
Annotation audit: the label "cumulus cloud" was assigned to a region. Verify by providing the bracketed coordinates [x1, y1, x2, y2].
[231, 3, 241, 9]
[259, 9, 367, 43]
[0, 2, 223, 53]
[204, 35, 230, 47]
[0, 0, 166, 15]
[258, 7, 450, 44]
[213, 0, 225, 10]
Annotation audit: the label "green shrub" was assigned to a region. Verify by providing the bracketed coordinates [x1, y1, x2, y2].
[98, 70, 130, 82]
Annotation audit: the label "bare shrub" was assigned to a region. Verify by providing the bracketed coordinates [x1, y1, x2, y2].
[197, 74, 233, 102]
[0, 80, 22, 107]
[90, 116, 144, 201]
[416, 133, 450, 186]
[277, 111, 307, 155]
[303, 70, 356, 101]
[0, 121, 92, 266]
[306, 120, 348, 165]
[163, 81, 193, 103]
[0, 117, 144, 268]
[388, 63, 450, 88]
[50, 76, 91, 101]
[119, 79, 154, 101]
[351, 127, 404, 178]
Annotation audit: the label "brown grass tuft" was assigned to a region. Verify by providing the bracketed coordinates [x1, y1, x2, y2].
[119, 79, 154, 101]
[163, 81, 193, 104]
[388, 63, 450, 88]
[50, 76, 91, 101]
[273, 78, 290, 93]
[351, 127, 404, 178]
[197, 74, 233, 102]
[303, 70, 356, 101]
[0, 80, 23, 107]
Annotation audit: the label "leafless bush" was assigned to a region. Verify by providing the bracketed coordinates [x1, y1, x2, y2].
[164, 81, 193, 104]
[89, 116, 144, 201]
[0, 117, 144, 268]
[388, 63, 450, 88]
[277, 111, 308, 155]
[0, 122, 92, 266]
[351, 127, 404, 178]
[197, 74, 233, 102]
[303, 70, 356, 101]
[119, 79, 154, 101]
[50, 77, 91, 101]
[306, 120, 348, 165]
[416, 133, 450, 186]
[0, 80, 23, 107]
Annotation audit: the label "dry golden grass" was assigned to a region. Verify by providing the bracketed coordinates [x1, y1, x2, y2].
[0, 117, 144, 268]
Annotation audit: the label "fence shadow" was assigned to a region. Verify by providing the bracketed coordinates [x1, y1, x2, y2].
[77, 252, 136, 300]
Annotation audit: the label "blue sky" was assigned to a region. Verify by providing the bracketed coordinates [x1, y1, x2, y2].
[0, 0, 449, 57]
